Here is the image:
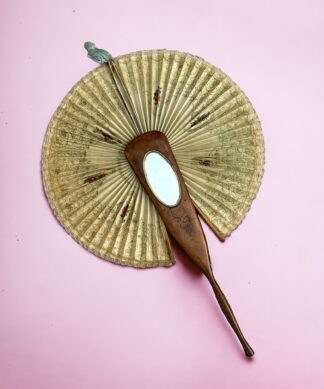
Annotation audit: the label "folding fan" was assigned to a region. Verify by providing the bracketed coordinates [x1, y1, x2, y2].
[42, 45, 264, 357]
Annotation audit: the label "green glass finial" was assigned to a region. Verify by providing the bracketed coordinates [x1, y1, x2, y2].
[84, 41, 113, 64]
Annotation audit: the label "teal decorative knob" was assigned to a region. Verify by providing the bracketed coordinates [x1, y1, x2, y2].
[84, 41, 113, 64]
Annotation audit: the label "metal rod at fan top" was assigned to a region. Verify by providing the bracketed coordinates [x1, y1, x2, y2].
[84, 41, 143, 135]
[107, 61, 143, 136]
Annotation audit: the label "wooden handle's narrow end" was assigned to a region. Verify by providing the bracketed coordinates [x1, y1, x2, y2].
[244, 344, 255, 358]
[205, 272, 255, 358]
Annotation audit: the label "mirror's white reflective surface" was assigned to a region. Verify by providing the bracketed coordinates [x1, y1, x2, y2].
[144, 152, 181, 207]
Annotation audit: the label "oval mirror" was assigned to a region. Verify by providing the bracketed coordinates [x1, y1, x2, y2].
[143, 151, 181, 207]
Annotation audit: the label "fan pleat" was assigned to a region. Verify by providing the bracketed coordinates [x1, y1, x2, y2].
[86, 71, 137, 142]
[164, 56, 205, 138]
[167, 63, 222, 144]
[81, 176, 138, 249]
[159, 53, 191, 133]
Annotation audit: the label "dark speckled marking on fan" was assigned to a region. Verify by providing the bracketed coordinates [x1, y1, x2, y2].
[153, 86, 162, 106]
[95, 127, 114, 143]
[120, 203, 129, 219]
[190, 112, 210, 128]
[84, 173, 107, 184]
[198, 159, 212, 167]
[100, 130, 114, 142]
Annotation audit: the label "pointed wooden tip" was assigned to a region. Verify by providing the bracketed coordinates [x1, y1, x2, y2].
[244, 346, 255, 358]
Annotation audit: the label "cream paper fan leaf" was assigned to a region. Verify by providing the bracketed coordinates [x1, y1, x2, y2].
[42, 49, 264, 268]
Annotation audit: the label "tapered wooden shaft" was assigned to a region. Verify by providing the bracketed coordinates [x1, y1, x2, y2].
[206, 271, 254, 357]
[125, 131, 254, 357]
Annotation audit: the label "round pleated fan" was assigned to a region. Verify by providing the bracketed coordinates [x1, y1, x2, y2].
[42, 49, 264, 268]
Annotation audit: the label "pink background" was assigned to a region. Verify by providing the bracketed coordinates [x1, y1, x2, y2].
[1, 0, 324, 388]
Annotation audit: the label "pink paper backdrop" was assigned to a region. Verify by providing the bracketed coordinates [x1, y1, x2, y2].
[1, 0, 324, 388]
